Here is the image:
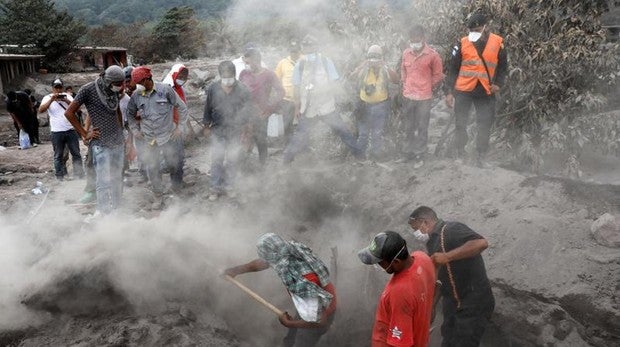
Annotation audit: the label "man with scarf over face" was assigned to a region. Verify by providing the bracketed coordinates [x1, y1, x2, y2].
[65, 65, 126, 217]
[224, 233, 337, 347]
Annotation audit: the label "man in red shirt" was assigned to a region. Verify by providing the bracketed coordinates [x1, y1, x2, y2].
[400, 25, 444, 166]
[359, 231, 436, 347]
[239, 48, 285, 165]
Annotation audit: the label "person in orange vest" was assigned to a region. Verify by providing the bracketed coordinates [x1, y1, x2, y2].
[444, 13, 508, 168]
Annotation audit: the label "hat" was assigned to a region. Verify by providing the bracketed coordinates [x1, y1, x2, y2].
[358, 231, 407, 265]
[104, 65, 125, 84]
[52, 78, 63, 87]
[468, 13, 487, 29]
[302, 34, 318, 46]
[123, 66, 134, 80]
[244, 48, 261, 59]
[367, 45, 383, 62]
[131, 66, 152, 84]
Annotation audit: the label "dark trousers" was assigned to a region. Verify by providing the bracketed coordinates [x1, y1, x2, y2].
[51, 130, 83, 178]
[402, 98, 432, 158]
[250, 117, 268, 165]
[280, 100, 296, 144]
[283, 314, 333, 347]
[454, 92, 496, 156]
[143, 137, 184, 194]
[440, 291, 494, 347]
[15, 117, 40, 144]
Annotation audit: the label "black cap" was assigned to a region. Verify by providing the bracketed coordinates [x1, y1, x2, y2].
[358, 231, 407, 265]
[52, 78, 63, 87]
[468, 13, 487, 29]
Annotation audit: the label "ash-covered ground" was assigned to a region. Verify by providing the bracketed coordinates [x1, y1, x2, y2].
[0, 61, 619, 347]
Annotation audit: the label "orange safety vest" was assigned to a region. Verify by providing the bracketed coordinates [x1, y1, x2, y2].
[455, 33, 503, 95]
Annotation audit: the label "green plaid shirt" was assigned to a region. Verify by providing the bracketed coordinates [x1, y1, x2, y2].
[256, 233, 333, 311]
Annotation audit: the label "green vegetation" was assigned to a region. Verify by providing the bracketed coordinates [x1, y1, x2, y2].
[54, 0, 231, 26]
[336, 0, 620, 173]
[0, 0, 86, 71]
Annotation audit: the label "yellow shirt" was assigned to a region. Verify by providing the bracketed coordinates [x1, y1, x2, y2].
[275, 55, 300, 102]
[360, 68, 388, 103]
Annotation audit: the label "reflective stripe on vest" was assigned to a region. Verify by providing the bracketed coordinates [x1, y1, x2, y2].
[455, 33, 503, 95]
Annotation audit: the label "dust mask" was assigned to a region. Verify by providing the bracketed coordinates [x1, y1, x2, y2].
[175, 79, 185, 86]
[410, 42, 423, 51]
[135, 84, 146, 93]
[413, 230, 430, 243]
[221, 78, 235, 87]
[468, 26, 485, 42]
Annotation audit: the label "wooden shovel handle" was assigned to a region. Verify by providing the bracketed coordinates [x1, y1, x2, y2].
[224, 275, 284, 316]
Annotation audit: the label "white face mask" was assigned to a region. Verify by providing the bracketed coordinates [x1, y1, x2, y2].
[221, 78, 235, 87]
[410, 42, 423, 51]
[111, 85, 123, 92]
[175, 79, 185, 86]
[412, 230, 430, 243]
[468, 26, 485, 42]
[135, 84, 146, 93]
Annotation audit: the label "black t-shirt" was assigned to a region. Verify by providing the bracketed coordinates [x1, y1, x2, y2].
[427, 220, 492, 303]
[74, 82, 124, 147]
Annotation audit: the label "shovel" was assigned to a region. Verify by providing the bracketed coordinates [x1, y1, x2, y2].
[224, 275, 284, 316]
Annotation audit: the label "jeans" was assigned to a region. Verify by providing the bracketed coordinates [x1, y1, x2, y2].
[454, 92, 496, 156]
[402, 98, 433, 158]
[51, 130, 83, 178]
[92, 144, 124, 214]
[284, 112, 360, 162]
[356, 100, 389, 159]
[210, 130, 244, 193]
[282, 313, 334, 347]
[143, 137, 184, 194]
[84, 142, 96, 193]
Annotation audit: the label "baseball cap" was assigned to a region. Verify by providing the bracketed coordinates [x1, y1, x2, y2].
[52, 78, 63, 87]
[358, 231, 407, 265]
[367, 45, 383, 62]
[468, 13, 487, 29]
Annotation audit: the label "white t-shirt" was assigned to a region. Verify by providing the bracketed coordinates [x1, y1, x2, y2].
[41, 94, 74, 132]
[119, 93, 130, 124]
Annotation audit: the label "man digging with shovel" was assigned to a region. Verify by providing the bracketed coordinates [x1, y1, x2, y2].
[224, 233, 336, 347]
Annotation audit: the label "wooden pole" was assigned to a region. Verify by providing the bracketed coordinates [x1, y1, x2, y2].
[224, 275, 284, 316]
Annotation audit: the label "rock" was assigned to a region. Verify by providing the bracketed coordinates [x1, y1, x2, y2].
[179, 306, 197, 322]
[590, 213, 620, 247]
[481, 207, 500, 219]
[553, 320, 573, 340]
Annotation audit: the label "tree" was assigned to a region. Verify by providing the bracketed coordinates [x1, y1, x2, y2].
[0, 0, 86, 71]
[151, 6, 205, 61]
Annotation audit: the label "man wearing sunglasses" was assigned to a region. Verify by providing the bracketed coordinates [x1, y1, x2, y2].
[359, 231, 436, 347]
